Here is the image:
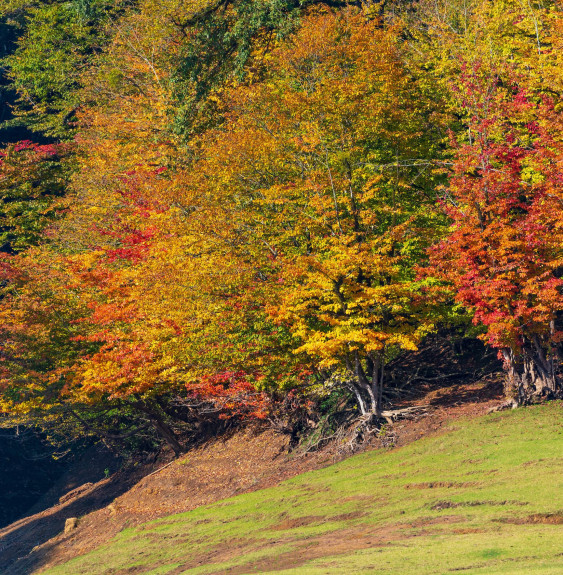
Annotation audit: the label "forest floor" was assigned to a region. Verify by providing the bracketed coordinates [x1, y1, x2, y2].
[0, 369, 511, 575]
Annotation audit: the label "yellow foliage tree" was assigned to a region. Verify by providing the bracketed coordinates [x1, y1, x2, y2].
[173, 9, 446, 415]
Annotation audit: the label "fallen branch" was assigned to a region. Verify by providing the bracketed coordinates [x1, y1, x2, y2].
[379, 405, 430, 424]
[145, 459, 176, 478]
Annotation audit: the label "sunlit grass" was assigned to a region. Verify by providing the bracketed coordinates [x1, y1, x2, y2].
[43, 402, 563, 575]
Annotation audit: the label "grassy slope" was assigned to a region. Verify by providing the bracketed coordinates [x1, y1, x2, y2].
[43, 403, 563, 575]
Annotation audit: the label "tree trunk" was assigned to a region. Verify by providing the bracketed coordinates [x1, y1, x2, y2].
[130, 400, 183, 457]
[368, 351, 384, 417]
[346, 353, 385, 418]
[354, 352, 378, 416]
[502, 348, 562, 405]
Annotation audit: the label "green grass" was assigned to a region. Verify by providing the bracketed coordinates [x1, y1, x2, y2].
[43, 402, 563, 575]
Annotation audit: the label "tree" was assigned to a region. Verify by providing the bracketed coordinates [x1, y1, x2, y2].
[0, 5, 275, 450]
[431, 67, 562, 403]
[166, 0, 384, 138]
[1, 0, 130, 138]
[424, 0, 563, 403]
[180, 9, 447, 416]
[0, 140, 69, 252]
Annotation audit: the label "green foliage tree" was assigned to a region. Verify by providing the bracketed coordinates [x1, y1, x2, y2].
[0, 141, 69, 252]
[1, 0, 130, 138]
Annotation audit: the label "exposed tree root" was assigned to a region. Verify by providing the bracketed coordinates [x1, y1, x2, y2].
[295, 405, 431, 457]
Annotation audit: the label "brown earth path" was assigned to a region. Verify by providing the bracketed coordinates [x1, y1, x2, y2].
[0, 374, 504, 575]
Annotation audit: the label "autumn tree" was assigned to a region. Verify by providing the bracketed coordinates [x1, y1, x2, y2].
[0, 7, 274, 453]
[428, 1, 563, 403]
[165, 0, 386, 137]
[179, 9, 448, 417]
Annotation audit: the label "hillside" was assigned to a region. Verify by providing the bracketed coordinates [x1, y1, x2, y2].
[0, 1, 561, 572]
[3, 390, 561, 574]
[0, 374, 500, 573]
[42, 402, 563, 575]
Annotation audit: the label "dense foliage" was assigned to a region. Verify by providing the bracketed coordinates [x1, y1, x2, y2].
[0, 0, 561, 452]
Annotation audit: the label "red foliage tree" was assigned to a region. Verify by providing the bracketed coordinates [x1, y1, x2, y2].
[432, 64, 562, 403]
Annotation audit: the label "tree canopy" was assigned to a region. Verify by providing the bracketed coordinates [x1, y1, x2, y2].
[0, 0, 560, 452]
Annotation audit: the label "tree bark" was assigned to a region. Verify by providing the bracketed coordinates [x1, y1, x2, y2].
[502, 347, 562, 405]
[354, 352, 378, 416]
[368, 352, 384, 417]
[346, 353, 386, 418]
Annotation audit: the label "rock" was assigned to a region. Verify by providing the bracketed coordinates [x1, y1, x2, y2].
[64, 517, 78, 534]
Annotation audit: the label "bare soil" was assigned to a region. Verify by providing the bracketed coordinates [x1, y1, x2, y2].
[0, 372, 505, 575]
